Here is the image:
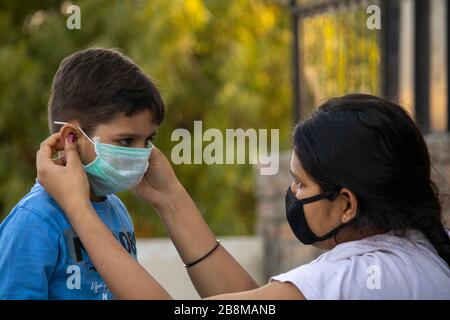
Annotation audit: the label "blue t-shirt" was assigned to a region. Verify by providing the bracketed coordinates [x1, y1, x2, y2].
[0, 181, 138, 300]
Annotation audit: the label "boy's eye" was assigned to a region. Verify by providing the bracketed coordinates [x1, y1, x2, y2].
[146, 135, 155, 147]
[119, 138, 133, 146]
[119, 136, 155, 147]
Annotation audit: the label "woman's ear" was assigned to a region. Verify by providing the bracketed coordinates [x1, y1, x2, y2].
[338, 188, 358, 224]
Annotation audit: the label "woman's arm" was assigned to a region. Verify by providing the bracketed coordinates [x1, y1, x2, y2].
[37, 133, 257, 298]
[65, 201, 171, 299]
[206, 281, 305, 300]
[37, 133, 303, 300]
[62, 198, 303, 300]
[152, 182, 258, 297]
[37, 133, 170, 299]
[131, 145, 259, 297]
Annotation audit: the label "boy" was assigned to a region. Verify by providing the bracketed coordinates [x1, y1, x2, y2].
[0, 48, 164, 299]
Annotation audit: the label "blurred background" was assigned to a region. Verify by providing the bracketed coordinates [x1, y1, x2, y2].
[0, 0, 448, 298]
[0, 0, 294, 237]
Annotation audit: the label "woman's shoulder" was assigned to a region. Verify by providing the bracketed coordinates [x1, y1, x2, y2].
[271, 231, 450, 299]
[321, 230, 433, 260]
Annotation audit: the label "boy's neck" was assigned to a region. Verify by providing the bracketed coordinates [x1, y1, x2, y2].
[90, 189, 106, 202]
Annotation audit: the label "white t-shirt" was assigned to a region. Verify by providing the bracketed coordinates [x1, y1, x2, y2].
[270, 230, 450, 299]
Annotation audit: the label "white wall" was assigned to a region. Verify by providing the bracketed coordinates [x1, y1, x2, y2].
[136, 236, 264, 299]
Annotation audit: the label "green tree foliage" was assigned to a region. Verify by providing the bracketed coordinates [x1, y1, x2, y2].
[300, 7, 381, 116]
[0, 0, 292, 237]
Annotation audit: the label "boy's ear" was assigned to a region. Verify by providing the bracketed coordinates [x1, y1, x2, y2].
[59, 124, 79, 147]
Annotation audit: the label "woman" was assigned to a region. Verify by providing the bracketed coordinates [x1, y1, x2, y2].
[36, 94, 450, 299]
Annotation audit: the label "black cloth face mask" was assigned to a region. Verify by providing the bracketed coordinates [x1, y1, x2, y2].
[285, 186, 343, 245]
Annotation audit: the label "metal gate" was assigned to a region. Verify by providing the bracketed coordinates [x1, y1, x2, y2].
[289, 0, 448, 133]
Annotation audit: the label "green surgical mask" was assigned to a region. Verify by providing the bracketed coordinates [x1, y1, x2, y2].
[54, 121, 152, 196]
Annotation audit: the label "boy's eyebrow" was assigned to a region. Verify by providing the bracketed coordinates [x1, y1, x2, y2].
[113, 132, 156, 139]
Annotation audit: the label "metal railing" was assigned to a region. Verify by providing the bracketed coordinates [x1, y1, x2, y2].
[289, 0, 397, 122]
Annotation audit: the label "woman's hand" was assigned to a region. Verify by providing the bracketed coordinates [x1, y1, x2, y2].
[132, 146, 184, 210]
[36, 132, 90, 213]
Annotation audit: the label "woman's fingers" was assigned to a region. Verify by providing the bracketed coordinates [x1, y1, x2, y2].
[53, 156, 67, 166]
[64, 133, 83, 168]
[36, 133, 63, 171]
[36, 133, 91, 212]
[42, 132, 64, 155]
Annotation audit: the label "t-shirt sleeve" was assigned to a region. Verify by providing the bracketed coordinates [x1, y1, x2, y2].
[0, 207, 60, 299]
[109, 195, 135, 230]
[107, 195, 138, 261]
[269, 259, 356, 300]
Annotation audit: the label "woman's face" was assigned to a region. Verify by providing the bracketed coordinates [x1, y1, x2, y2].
[289, 151, 354, 250]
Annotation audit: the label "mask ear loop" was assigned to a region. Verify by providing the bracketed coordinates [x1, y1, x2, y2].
[54, 121, 95, 145]
[334, 232, 339, 246]
[329, 188, 342, 246]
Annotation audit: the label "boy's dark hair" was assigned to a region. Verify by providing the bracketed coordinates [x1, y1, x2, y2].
[48, 48, 164, 135]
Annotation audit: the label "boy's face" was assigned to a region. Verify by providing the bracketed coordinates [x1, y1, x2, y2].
[67, 109, 158, 165]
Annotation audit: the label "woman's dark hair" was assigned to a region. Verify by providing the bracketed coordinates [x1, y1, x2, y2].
[293, 93, 450, 267]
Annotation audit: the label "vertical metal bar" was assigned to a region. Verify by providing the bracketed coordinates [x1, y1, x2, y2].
[381, 0, 400, 101]
[414, 0, 430, 133]
[447, 0, 450, 131]
[291, 0, 301, 124]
